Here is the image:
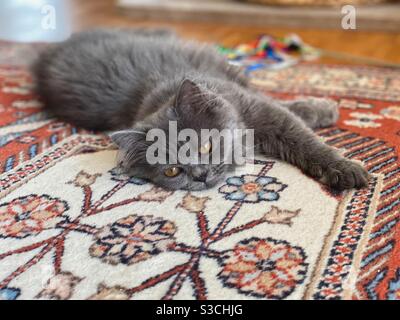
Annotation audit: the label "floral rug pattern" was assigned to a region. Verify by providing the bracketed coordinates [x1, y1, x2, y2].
[0, 59, 399, 300]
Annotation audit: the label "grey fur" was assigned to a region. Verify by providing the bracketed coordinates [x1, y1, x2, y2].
[33, 28, 369, 191]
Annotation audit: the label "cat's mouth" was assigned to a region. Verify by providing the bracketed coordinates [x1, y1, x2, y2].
[184, 175, 226, 191]
[184, 182, 211, 191]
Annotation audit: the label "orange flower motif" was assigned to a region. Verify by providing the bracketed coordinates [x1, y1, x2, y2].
[177, 193, 210, 213]
[218, 237, 308, 299]
[68, 171, 101, 187]
[36, 272, 82, 300]
[0, 195, 68, 239]
[89, 215, 176, 265]
[88, 284, 130, 300]
[138, 187, 174, 202]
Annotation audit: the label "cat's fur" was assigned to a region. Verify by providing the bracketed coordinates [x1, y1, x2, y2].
[33, 28, 369, 191]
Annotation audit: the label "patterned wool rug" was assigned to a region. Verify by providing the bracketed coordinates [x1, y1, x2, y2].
[0, 46, 399, 300]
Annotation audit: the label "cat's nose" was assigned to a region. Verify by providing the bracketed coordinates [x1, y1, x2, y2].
[193, 172, 207, 182]
[193, 169, 208, 182]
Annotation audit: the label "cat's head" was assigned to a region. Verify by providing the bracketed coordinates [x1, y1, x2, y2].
[110, 79, 245, 191]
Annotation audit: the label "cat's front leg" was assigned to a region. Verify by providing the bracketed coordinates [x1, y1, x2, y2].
[242, 94, 369, 191]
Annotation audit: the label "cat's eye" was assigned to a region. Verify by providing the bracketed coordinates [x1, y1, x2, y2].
[199, 141, 212, 155]
[164, 167, 182, 177]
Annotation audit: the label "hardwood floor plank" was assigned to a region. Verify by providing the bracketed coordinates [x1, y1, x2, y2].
[69, 0, 400, 64]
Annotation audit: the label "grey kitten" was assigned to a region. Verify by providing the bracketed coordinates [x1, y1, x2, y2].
[33, 28, 369, 191]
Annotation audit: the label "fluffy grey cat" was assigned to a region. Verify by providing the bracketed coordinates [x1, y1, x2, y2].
[33, 28, 369, 191]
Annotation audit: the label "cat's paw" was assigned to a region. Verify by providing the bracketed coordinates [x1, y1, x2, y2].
[319, 160, 369, 191]
[287, 97, 339, 129]
[311, 97, 339, 128]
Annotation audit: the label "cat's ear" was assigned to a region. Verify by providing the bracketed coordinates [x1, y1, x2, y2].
[109, 129, 147, 150]
[109, 129, 150, 166]
[175, 79, 204, 113]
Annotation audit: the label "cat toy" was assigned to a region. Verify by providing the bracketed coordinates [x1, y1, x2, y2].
[218, 34, 400, 74]
[217, 34, 320, 74]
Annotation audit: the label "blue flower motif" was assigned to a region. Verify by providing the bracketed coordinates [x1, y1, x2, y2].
[109, 168, 147, 185]
[0, 287, 21, 300]
[219, 174, 287, 203]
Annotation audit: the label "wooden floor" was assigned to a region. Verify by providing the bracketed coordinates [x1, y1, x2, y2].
[70, 0, 400, 65]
